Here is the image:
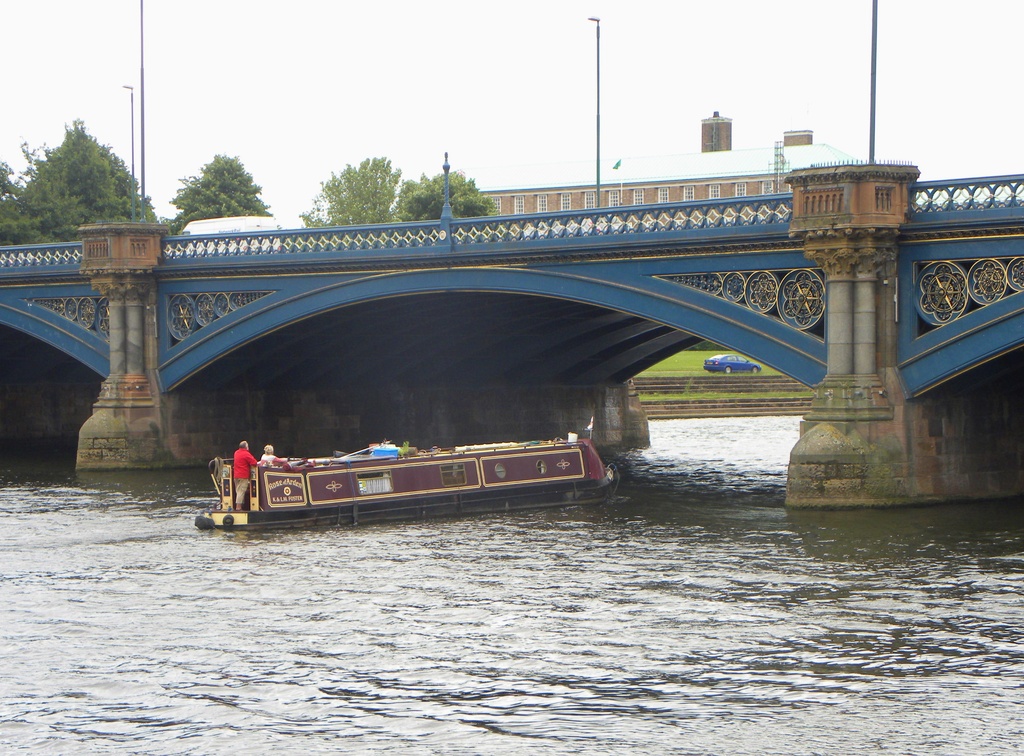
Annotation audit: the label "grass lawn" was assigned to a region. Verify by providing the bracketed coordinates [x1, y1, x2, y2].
[640, 350, 781, 377]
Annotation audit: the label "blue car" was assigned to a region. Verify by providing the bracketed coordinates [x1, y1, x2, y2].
[703, 354, 761, 373]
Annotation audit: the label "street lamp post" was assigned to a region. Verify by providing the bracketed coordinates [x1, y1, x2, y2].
[139, 0, 147, 222]
[868, 0, 878, 163]
[588, 16, 601, 208]
[123, 85, 136, 222]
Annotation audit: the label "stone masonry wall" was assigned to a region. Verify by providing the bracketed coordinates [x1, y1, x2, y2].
[900, 387, 1024, 502]
[161, 384, 647, 465]
[0, 384, 99, 449]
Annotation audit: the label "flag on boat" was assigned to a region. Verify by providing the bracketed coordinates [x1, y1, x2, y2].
[612, 159, 622, 170]
[586, 416, 594, 432]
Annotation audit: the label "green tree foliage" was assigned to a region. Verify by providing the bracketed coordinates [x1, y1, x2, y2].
[13, 120, 139, 242]
[170, 154, 270, 234]
[396, 170, 495, 221]
[0, 160, 36, 246]
[301, 157, 402, 227]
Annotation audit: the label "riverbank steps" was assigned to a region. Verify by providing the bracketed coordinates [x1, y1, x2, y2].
[634, 374, 812, 418]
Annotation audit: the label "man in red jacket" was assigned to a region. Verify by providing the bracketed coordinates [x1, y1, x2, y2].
[232, 440, 258, 510]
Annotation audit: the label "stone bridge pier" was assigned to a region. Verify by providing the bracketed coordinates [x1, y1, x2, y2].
[76, 223, 170, 468]
[786, 165, 1024, 508]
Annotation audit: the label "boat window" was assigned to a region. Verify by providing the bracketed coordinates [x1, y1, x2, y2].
[536, 460, 547, 475]
[440, 463, 467, 487]
[493, 463, 506, 480]
[357, 471, 394, 495]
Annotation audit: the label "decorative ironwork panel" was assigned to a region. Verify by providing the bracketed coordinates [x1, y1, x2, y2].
[167, 291, 271, 344]
[915, 258, 1024, 327]
[778, 270, 826, 330]
[912, 178, 1024, 214]
[659, 268, 825, 333]
[744, 271, 779, 314]
[0, 243, 83, 268]
[32, 297, 109, 339]
[1009, 258, 1024, 292]
[162, 225, 444, 260]
[452, 198, 793, 245]
[967, 259, 1007, 304]
[723, 272, 745, 302]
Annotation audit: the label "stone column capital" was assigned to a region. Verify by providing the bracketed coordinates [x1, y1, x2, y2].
[797, 227, 899, 280]
[90, 273, 154, 303]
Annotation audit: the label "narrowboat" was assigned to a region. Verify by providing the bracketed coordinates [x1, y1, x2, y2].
[195, 437, 618, 530]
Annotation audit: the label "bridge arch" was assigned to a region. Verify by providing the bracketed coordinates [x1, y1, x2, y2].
[159, 265, 827, 390]
[898, 292, 1024, 395]
[896, 234, 1024, 395]
[0, 287, 108, 378]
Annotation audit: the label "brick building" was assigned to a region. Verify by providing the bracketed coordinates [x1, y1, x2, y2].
[474, 113, 860, 215]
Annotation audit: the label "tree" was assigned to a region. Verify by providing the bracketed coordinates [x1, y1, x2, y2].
[395, 170, 495, 221]
[0, 160, 36, 246]
[302, 157, 402, 227]
[15, 120, 139, 242]
[170, 154, 270, 234]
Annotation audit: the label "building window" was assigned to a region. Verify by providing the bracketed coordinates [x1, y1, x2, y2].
[735, 182, 747, 197]
[584, 191, 596, 209]
[633, 188, 645, 205]
[560, 193, 572, 211]
[762, 180, 774, 194]
[609, 189, 621, 207]
[658, 187, 670, 203]
[492, 197, 502, 214]
[513, 195, 525, 214]
[709, 184, 721, 199]
[683, 186, 695, 202]
[536, 194, 548, 213]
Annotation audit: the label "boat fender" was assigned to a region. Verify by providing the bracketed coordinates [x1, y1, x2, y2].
[222, 514, 234, 527]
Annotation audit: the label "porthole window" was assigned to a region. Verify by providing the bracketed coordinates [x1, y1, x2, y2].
[536, 460, 547, 475]
[494, 463, 506, 479]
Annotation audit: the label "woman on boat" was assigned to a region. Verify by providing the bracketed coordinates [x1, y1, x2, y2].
[259, 444, 284, 467]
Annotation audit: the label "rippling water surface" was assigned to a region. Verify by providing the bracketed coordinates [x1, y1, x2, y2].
[2, 417, 1023, 754]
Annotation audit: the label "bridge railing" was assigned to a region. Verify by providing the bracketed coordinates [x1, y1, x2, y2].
[449, 195, 794, 246]
[911, 175, 1024, 215]
[156, 194, 795, 264]
[0, 242, 82, 270]
[161, 220, 445, 260]
[2, 176, 1023, 273]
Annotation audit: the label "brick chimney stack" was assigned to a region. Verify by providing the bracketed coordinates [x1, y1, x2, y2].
[701, 111, 733, 153]
[784, 130, 814, 147]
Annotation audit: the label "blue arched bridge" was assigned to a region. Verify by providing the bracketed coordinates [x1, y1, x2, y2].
[1, 165, 1023, 507]
[4, 173, 1023, 394]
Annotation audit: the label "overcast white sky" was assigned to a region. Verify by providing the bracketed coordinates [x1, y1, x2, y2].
[3, 0, 1022, 228]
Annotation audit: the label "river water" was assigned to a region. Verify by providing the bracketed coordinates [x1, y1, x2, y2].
[2, 417, 1023, 755]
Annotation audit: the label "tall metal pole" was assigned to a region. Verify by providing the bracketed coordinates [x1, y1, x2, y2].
[588, 17, 601, 208]
[139, 0, 147, 221]
[869, 0, 877, 164]
[123, 85, 136, 222]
